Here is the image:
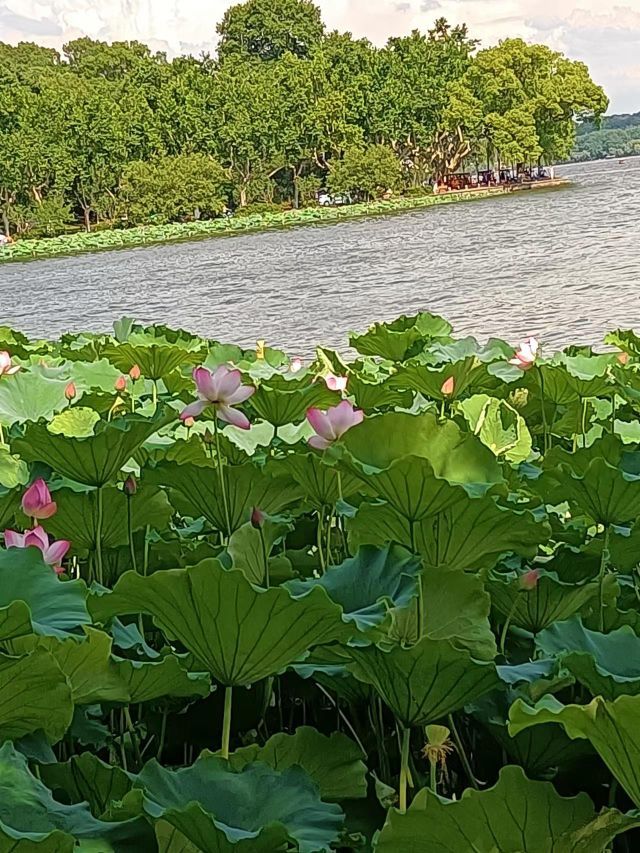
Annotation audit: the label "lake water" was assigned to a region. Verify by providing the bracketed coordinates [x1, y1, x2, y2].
[1, 158, 639, 355]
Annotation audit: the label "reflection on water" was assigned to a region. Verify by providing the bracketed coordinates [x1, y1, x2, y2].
[1, 158, 639, 355]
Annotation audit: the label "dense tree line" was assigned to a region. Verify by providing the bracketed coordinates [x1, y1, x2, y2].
[0, 0, 607, 238]
[571, 113, 640, 162]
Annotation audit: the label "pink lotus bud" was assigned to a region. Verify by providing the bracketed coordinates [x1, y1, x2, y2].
[64, 382, 77, 400]
[441, 376, 455, 396]
[509, 337, 539, 370]
[129, 364, 141, 381]
[519, 569, 540, 591]
[618, 352, 629, 366]
[184, 416, 195, 429]
[123, 475, 137, 496]
[290, 357, 303, 373]
[115, 375, 127, 392]
[251, 507, 265, 529]
[22, 478, 57, 521]
[0, 351, 19, 376]
[325, 373, 348, 392]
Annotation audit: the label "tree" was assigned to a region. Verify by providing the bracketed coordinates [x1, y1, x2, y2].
[120, 154, 229, 224]
[217, 0, 324, 62]
[327, 145, 401, 200]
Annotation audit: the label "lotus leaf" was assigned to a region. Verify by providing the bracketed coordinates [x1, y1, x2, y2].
[286, 545, 421, 631]
[249, 375, 338, 426]
[40, 753, 132, 817]
[347, 637, 499, 727]
[0, 372, 69, 426]
[349, 312, 452, 362]
[0, 649, 72, 742]
[91, 560, 350, 685]
[374, 764, 635, 853]
[458, 394, 532, 462]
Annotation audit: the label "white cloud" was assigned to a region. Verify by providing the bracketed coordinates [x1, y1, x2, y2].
[0, 0, 638, 111]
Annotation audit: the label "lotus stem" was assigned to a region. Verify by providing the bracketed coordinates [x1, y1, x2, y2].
[316, 509, 326, 573]
[536, 367, 548, 455]
[499, 592, 522, 657]
[152, 380, 158, 406]
[316, 684, 367, 756]
[143, 524, 150, 577]
[581, 397, 589, 444]
[213, 416, 232, 539]
[429, 758, 437, 792]
[599, 525, 611, 631]
[258, 525, 269, 587]
[95, 486, 104, 586]
[399, 726, 411, 813]
[221, 685, 233, 759]
[126, 495, 138, 574]
[336, 470, 343, 502]
[156, 708, 168, 761]
[448, 713, 479, 790]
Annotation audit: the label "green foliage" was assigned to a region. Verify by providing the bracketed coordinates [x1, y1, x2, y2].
[327, 145, 401, 201]
[1, 312, 640, 849]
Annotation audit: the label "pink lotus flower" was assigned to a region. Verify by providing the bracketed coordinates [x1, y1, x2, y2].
[325, 373, 348, 392]
[307, 400, 364, 450]
[441, 376, 455, 396]
[290, 357, 303, 374]
[115, 375, 127, 392]
[0, 352, 19, 376]
[22, 478, 57, 521]
[180, 365, 255, 430]
[129, 364, 141, 381]
[519, 568, 540, 591]
[509, 337, 539, 370]
[5, 526, 70, 574]
[64, 382, 77, 400]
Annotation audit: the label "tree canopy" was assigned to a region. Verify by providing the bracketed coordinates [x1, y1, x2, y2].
[0, 1, 608, 238]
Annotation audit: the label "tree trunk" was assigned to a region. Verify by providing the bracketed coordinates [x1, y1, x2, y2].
[2, 210, 10, 238]
[292, 165, 299, 209]
[83, 207, 91, 232]
[239, 186, 247, 207]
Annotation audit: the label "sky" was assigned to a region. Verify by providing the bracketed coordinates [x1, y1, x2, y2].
[1, 0, 639, 113]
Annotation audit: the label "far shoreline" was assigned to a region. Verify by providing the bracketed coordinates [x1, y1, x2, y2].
[0, 179, 570, 266]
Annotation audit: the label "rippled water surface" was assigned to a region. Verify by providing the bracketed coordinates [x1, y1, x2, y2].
[2, 158, 639, 354]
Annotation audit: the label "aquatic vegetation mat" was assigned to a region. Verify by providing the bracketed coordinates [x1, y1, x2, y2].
[2, 312, 640, 851]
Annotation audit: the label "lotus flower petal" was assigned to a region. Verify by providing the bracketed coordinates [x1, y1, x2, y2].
[4, 529, 25, 548]
[218, 404, 251, 430]
[22, 479, 57, 520]
[180, 399, 208, 421]
[328, 400, 364, 438]
[193, 366, 219, 401]
[325, 374, 348, 392]
[24, 526, 49, 551]
[307, 408, 336, 441]
[226, 383, 255, 405]
[44, 539, 71, 567]
[308, 434, 332, 450]
[215, 367, 244, 401]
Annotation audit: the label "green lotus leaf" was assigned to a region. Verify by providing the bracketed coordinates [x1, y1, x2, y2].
[8, 628, 210, 706]
[536, 617, 640, 699]
[0, 600, 33, 643]
[472, 691, 592, 776]
[488, 567, 614, 634]
[47, 407, 101, 438]
[346, 638, 499, 727]
[374, 764, 631, 853]
[0, 451, 28, 491]
[227, 726, 367, 801]
[277, 453, 361, 509]
[45, 484, 172, 552]
[40, 753, 133, 818]
[458, 394, 532, 462]
[347, 374, 413, 412]
[509, 694, 640, 808]
[286, 545, 421, 631]
[12, 408, 173, 487]
[0, 548, 90, 637]
[392, 357, 487, 402]
[249, 375, 338, 427]
[604, 328, 640, 357]
[109, 756, 343, 853]
[227, 516, 293, 585]
[349, 494, 548, 572]
[0, 648, 72, 742]
[67, 358, 122, 394]
[0, 372, 69, 426]
[342, 412, 502, 528]
[146, 461, 301, 536]
[90, 560, 350, 685]
[349, 312, 452, 362]
[103, 337, 203, 380]
[535, 437, 640, 525]
[0, 742, 148, 849]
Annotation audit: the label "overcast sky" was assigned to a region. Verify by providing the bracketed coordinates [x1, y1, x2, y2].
[1, 0, 639, 113]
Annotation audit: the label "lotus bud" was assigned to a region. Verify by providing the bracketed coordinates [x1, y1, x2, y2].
[123, 475, 137, 497]
[290, 357, 303, 373]
[115, 375, 127, 392]
[251, 507, 265, 529]
[519, 568, 540, 591]
[618, 352, 630, 366]
[203, 428, 215, 445]
[184, 416, 195, 429]
[440, 376, 455, 397]
[129, 364, 141, 381]
[64, 381, 77, 400]
[325, 373, 348, 392]
[22, 478, 57, 521]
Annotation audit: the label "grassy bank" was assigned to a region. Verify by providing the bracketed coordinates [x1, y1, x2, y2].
[0, 181, 569, 264]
